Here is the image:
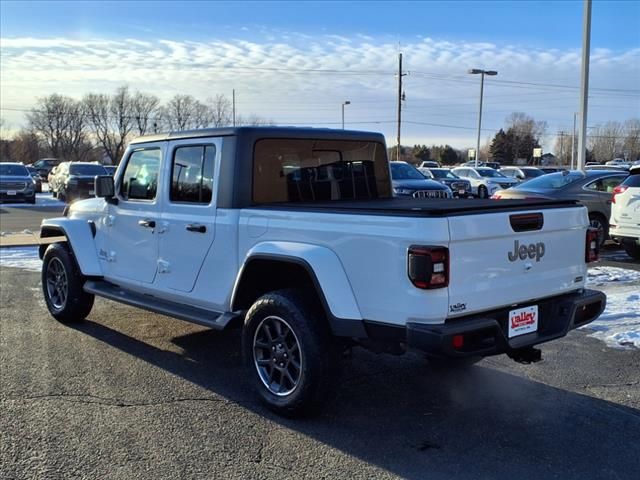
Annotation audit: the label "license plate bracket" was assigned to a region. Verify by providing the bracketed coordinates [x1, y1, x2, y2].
[508, 305, 538, 338]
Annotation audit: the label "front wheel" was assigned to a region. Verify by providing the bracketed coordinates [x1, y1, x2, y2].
[42, 243, 94, 323]
[477, 185, 488, 199]
[588, 213, 608, 247]
[242, 289, 338, 417]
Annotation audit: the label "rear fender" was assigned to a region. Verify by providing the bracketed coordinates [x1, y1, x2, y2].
[40, 218, 102, 276]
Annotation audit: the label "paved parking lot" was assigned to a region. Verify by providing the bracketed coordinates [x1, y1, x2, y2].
[1, 266, 639, 480]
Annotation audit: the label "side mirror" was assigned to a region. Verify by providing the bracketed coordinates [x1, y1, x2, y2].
[95, 175, 115, 199]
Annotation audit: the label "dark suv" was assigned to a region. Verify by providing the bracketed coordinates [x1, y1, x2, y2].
[0, 163, 37, 203]
[51, 162, 108, 203]
[30, 158, 61, 180]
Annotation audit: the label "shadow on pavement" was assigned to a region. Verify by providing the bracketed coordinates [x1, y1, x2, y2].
[72, 320, 640, 479]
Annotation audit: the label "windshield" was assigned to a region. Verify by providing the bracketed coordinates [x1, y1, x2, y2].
[430, 169, 459, 179]
[517, 171, 585, 189]
[476, 168, 506, 178]
[0, 164, 29, 176]
[390, 163, 425, 180]
[69, 164, 107, 176]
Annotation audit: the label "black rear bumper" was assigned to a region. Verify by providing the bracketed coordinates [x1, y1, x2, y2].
[404, 289, 606, 358]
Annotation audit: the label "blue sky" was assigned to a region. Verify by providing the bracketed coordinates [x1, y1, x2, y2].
[1, 0, 639, 151]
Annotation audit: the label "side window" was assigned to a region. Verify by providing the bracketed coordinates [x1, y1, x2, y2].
[120, 148, 161, 201]
[170, 145, 215, 204]
[585, 176, 623, 193]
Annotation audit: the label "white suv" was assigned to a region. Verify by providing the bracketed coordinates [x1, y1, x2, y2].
[610, 165, 640, 259]
[451, 167, 518, 198]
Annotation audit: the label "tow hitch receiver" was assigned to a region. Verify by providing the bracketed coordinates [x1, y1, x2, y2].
[508, 347, 542, 364]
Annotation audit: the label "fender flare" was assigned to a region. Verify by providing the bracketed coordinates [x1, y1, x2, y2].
[40, 218, 103, 276]
[232, 241, 365, 337]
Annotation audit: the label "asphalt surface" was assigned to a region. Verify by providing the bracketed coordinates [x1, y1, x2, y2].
[1, 267, 639, 480]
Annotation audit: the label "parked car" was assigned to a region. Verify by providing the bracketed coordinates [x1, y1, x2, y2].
[499, 166, 546, 182]
[586, 164, 631, 172]
[0, 162, 37, 204]
[492, 170, 628, 246]
[421, 167, 472, 198]
[26, 166, 43, 193]
[483, 161, 501, 170]
[30, 158, 61, 180]
[50, 162, 108, 203]
[104, 165, 117, 176]
[39, 126, 605, 416]
[609, 165, 640, 259]
[390, 161, 452, 198]
[451, 166, 518, 198]
[419, 160, 440, 168]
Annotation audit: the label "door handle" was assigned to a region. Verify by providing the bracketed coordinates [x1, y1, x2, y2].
[138, 219, 156, 228]
[186, 224, 207, 233]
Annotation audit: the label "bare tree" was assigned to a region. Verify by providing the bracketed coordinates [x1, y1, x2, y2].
[504, 112, 545, 162]
[161, 94, 213, 131]
[84, 86, 135, 164]
[27, 94, 88, 161]
[622, 118, 640, 161]
[131, 91, 161, 136]
[9, 129, 42, 164]
[589, 121, 624, 162]
[208, 94, 232, 127]
[236, 113, 273, 126]
[554, 131, 574, 165]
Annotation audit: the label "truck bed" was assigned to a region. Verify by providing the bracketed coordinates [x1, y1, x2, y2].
[252, 198, 580, 217]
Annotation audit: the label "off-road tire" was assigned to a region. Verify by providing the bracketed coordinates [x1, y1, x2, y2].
[242, 289, 338, 417]
[42, 243, 94, 323]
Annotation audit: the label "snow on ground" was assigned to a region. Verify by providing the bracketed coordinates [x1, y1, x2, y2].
[0, 246, 41, 272]
[0, 192, 63, 208]
[0, 248, 638, 348]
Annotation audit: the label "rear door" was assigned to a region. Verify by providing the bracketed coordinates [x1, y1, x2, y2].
[156, 139, 219, 292]
[612, 172, 640, 234]
[447, 206, 588, 317]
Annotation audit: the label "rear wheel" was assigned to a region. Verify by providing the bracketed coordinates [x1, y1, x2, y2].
[622, 241, 640, 260]
[588, 213, 608, 247]
[42, 243, 94, 323]
[477, 185, 488, 199]
[242, 289, 338, 417]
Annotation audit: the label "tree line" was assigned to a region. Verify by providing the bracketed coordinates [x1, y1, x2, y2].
[0, 87, 271, 164]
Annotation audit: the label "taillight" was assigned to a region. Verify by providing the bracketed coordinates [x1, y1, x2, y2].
[585, 228, 599, 263]
[408, 246, 449, 289]
[611, 185, 628, 204]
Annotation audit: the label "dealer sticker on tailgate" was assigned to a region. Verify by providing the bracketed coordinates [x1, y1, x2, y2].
[508, 305, 538, 338]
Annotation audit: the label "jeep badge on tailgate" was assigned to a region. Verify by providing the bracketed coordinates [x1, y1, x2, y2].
[508, 240, 545, 262]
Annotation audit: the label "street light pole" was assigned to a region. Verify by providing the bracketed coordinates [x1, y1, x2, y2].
[341, 100, 350, 130]
[571, 112, 578, 169]
[469, 68, 498, 167]
[577, 0, 592, 171]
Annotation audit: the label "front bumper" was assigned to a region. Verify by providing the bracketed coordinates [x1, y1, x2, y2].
[0, 190, 35, 202]
[405, 289, 606, 358]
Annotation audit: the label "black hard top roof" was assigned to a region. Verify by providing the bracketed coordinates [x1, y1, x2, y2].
[129, 126, 386, 145]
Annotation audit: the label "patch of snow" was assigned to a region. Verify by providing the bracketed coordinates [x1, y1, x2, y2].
[0, 246, 41, 272]
[586, 266, 640, 286]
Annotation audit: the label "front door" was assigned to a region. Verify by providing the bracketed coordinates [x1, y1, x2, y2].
[156, 139, 219, 292]
[104, 145, 163, 285]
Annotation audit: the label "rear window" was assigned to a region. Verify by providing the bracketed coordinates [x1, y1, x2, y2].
[524, 169, 544, 178]
[622, 172, 640, 187]
[517, 171, 585, 189]
[253, 139, 391, 204]
[69, 164, 107, 176]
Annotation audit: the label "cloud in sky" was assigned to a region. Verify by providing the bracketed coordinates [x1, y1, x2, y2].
[1, 32, 638, 150]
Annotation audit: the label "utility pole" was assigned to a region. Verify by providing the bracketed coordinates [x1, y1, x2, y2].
[469, 69, 498, 167]
[577, 0, 592, 170]
[571, 112, 578, 169]
[396, 53, 406, 162]
[232, 89, 236, 127]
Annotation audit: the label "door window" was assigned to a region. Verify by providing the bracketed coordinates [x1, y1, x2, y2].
[120, 149, 161, 200]
[170, 145, 216, 203]
[585, 176, 625, 193]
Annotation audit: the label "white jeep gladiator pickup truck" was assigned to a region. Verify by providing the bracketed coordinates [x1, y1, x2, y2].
[40, 127, 606, 416]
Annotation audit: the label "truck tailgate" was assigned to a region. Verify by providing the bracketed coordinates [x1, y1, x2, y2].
[447, 206, 588, 317]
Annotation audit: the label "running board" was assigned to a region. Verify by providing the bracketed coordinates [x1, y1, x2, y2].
[83, 280, 238, 330]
